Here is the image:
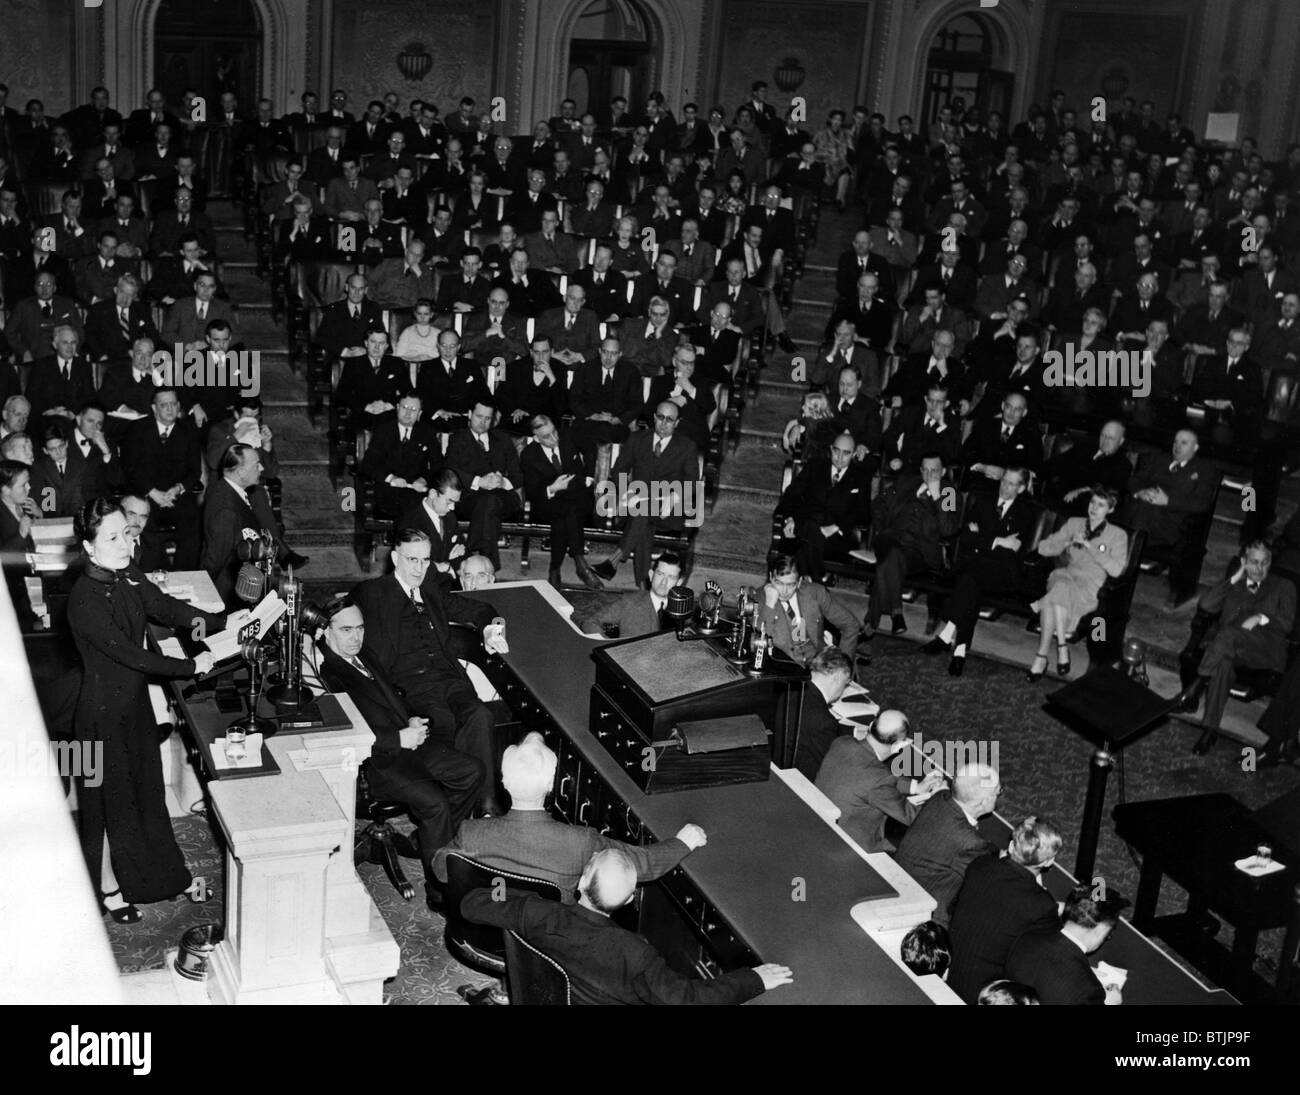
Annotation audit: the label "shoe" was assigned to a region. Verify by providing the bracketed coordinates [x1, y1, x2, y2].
[919, 637, 949, 657]
[890, 613, 907, 635]
[574, 556, 604, 591]
[1026, 655, 1048, 682]
[100, 889, 142, 924]
[457, 983, 510, 1006]
[1177, 680, 1206, 713]
[1057, 650, 1071, 677]
[1192, 729, 1219, 756]
[283, 551, 310, 570]
[592, 559, 618, 581]
[948, 654, 965, 677]
[777, 333, 797, 354]
[548, 568, 563, 590]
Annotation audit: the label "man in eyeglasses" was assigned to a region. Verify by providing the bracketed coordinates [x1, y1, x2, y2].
[775, 431, 872, 583]
[593, 401, 700, 586]
[351, 527, 509, 823]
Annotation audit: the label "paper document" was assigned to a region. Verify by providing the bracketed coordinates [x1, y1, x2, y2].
[203, 590, 287, 661]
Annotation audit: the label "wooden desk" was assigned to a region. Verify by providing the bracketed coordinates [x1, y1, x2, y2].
[474, 583, 935, 1005]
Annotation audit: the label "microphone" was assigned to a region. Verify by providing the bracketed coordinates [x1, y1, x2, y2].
[665, 585, 694, 634]
[235, 563, 265, 604]
[237, 533, 274, 561]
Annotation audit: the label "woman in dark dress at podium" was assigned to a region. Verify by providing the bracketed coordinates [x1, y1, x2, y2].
[67, 498, 228, 922]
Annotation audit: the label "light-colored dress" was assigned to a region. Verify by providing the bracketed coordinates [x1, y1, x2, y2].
[814, 126, 852, 183]
[394, 324, 441, 361]
[1034, 516, 1129, 632]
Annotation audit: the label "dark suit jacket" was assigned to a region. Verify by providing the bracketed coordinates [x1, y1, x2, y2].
[537, 307, 601, 364]
[779, 457, 872, 531]
[873, 472, 962, 570]
[316, 299, 386, 359]
[444, 427, 523, 495]
[611, 429, 699, 530]
[397, 496, 463, 588]
[1198, 572, 1296, 654]
[883, 354, 968, 406]
[1189, 354, 1264, 413]
[645, 374, 715, 452]
[571, 267, 625, 321]
[83, 299, 159, 362]
[149, 211, 218, 260]
[415, 357, 489, 421]
[1045, 441, 1132, 508]
[318, 645, 410, 753]
[570, 359, 643, 424]
[1006, 929, 1106, 1005]
[1124, 452, 1217, 528]
[831, 394, 884, 454]
[881, 405, 962, 473]
[434, 808, 688, 902]
[961, 418, 1044, 481]
[336, 354, 408, 428]
[74, 255, 141, 308]
[160, 296, 238, 349]
[351, 574, 495, 687]
[358, 420, 440, 485]
[957, 490, 1037, 564]
[948, 853, 1061, 1002]
[201, 475, 276, 605]
[460, 889, 763, 1005]
[435, 273, 493, 315]
[701, 281, 763, 336]
[461, 312, 529, 362]
[499, 358, 568, 426]
[25, 355, 95, 420]
[599, 591, 667, 639]
[893, 792, 993, 925]
[814, 735, 919, 853]
[123, 415, 203, 495]
[3, 294, 82, 360]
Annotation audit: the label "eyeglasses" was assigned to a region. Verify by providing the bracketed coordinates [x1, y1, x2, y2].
[653, 414, 678, 423]
[398, 554, 431, 566]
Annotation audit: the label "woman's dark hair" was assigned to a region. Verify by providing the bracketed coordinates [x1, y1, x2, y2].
[0, 459, 29, 491]
[1090, 486, 1119, 510]
[75, 496, 125, 544]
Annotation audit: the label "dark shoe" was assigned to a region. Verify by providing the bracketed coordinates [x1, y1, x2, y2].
[1258, 740, 1288, 768]
[548, 568, 563, 590]
[920, 637, 949, 657]
[100, 889, 142, 924]
[948, 654, 965, 677]
[890, 613, 907, 635]
[1057, 650, 1071, 677]
[283, 551, 310, 570]
[574, 556, 604, 591]
[1026, 655, 1048, 682]
[777, 333, 797, 354]
[457, 983, 509, 1006]
[1192, 728, 1219, 756]
[592, 559, 618, 581]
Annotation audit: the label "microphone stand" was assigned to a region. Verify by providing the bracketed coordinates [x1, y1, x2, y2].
[226, 639, 278, 743]
[265, 569, 316, 713]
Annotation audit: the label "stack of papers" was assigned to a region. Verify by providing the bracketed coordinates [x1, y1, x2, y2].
[203, 591, 287, 662]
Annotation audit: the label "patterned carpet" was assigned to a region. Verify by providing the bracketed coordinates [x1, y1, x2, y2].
[99, 631, 1300, 1000]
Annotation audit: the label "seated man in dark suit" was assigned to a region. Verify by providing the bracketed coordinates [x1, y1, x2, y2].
[866, 452, 962, 635]
[335, 329, 407, 434]
[316, 274, 386, 362]
[498, 335, 568, 436]
[922, 466, 1036, 675]
[569, 337, 644, 468]
[592, 402, 699, 587]
[83, 273, 159, 366]
[894, 765, 999, 926]
[74, 230, 139, 307]
[789, 648, 854, 780]
[1042, 420, 1131, 517]
[415, 329, 490, 433]
[520, 414, 601, 590]
[26, 324, 95, 422]
[687, 301, 742, 388]
[536, 284, 601, 370]
[435, 730, 702, 903]
[462, 286, 530, 363]
[3, 269, 82, 361]
[960, 392, 1042, 492]
[443, 399, 523, 570]
[122, 386, 203, 568]
[1119, 429, 1218, 604]
[357, 393, 439, 518]
[947, 816, 1064, 1003]
[398, 468, 466, 590]
[594, 551, 683, 638]
[146, 235, 216, 306]
[883, 330, 967, 410]
[319, 599, 484, 908]
[1188, 328, 1264, 415]
[831, 362, 883, 469]
[775, 433, 872, 582]
[1176, 542, 1297, 755]
[461, 847, 790, 1004]
[351, 527, 507, 816]
[814, 710, 945, 853]
[881, 381, 962, 476]
[1006, 885, 1129, 1005]
[645, 345, 715, 454]
[756, 554, 861, 668]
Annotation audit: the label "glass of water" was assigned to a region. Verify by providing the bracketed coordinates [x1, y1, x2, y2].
[225, 728, 247, 761]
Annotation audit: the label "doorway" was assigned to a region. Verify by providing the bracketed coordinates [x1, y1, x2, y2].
[920, 12, 1014, 128]
[566, 0, 655, 119]
[154, 0, 261, 112]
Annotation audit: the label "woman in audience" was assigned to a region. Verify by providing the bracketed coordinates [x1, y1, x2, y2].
[1050, 306, 1112, 358]
[718, 168, 750, 216]
[732, 104, 764, 156]
[481, 221, 519, 275]
[1026, 486, 1128, 680]
[782, 391, 836, 461]
[608, 214, 650, 279]
[394, 298, 441, 361]
[66, 498, 233, 922]
[813, 110, 853, 208]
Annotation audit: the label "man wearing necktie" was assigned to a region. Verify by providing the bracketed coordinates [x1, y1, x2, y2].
[351, 529, 507, 823]
[359, 394, 436, 518]
[443, 399, 522, 570]
[923, 468, 1035, 676]
[596, 552, 685, 638]
[1189, 328, 1263, 414]
[520, 413, 602, 590]
[1177, 543, 1296, 755]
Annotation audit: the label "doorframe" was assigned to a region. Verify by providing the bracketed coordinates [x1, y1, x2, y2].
[567, 37, 654, 117]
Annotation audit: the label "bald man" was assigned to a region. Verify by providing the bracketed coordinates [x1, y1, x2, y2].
[814, 710, 946, 853]
[434, 731, 702, 900]
[460, 847, 792, 1004]
[894, 764, 1000, 925]
[457, 553, 495, 591]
